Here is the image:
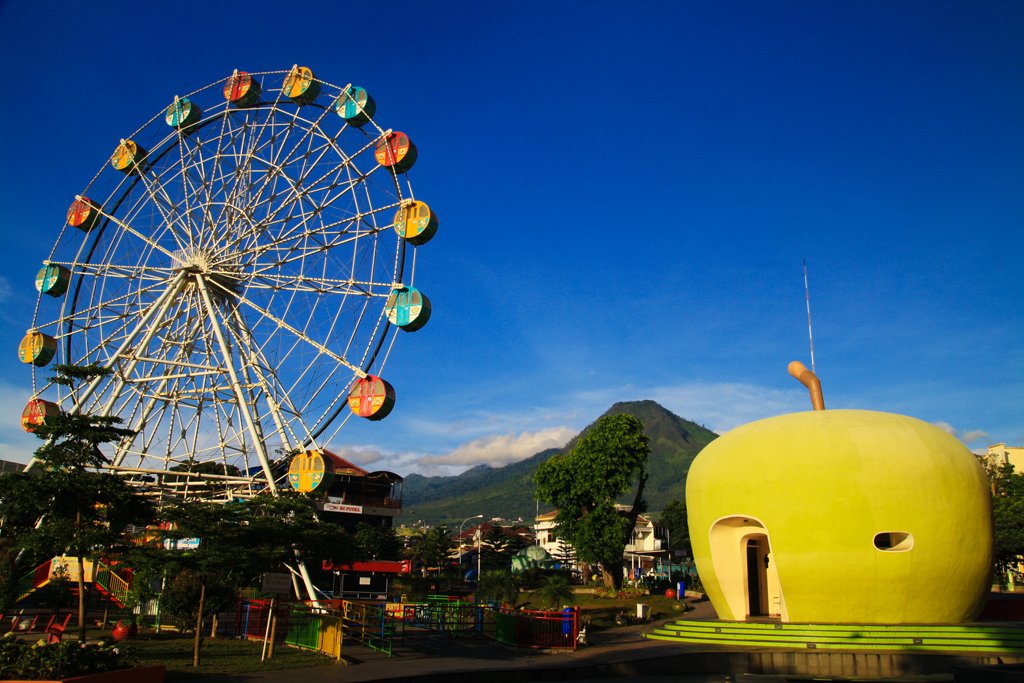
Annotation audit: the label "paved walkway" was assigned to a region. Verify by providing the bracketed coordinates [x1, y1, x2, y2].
[187, 602, 723, 683]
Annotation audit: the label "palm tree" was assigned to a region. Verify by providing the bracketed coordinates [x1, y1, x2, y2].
[478, 570, 520, 606]
[535, 573, 574, 610]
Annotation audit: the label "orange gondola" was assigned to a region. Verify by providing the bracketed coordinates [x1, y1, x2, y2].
[67, 197, 101, 231]
[393, 201, 438, 245]
[18, 331, 57, 367]
[282, 66, 321, 105]
[224, 70, 261, 107]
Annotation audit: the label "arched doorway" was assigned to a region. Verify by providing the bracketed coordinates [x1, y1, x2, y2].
[745, 535, 769, 617]
[708, 516, 785, 620]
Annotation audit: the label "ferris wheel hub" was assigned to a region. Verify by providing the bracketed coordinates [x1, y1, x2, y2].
[172, 247, 242, 295]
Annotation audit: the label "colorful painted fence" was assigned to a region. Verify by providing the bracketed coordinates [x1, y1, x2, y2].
[481, 606, 578, 651]
[229, 597, 578, 658]
[284, 606, 343, 660]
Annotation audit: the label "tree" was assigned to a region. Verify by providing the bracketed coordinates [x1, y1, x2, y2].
[989, 463, 1024, 582]
[407, 526, 451, 576]
[534, 573, 574, 609]
[479, 526, 530, 572]
[477, 569, 520, 607]
[659, 499, 690, 557]
[535, 413, 650, 589]
[354, 523, 402, 561]
[148, 492, 352, 667]
[0, 364, 153, 641]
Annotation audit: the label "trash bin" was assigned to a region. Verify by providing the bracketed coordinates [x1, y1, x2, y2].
[636, 603, 650, 620]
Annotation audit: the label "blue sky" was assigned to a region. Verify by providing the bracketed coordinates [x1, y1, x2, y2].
[0, 1, 1020, 477]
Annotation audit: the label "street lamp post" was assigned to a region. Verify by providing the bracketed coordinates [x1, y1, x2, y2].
[458, 514, 483, 578]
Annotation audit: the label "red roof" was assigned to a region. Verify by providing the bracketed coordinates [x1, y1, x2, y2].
[322, 449, 370, 477]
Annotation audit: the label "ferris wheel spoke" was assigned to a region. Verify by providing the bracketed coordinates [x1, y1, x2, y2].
[194, 273, 278, 491]
[246, 271, 394, 296]
[224, 118, 379, 253]
[96, 208, 180, 261]
[230, 285, 365, 376]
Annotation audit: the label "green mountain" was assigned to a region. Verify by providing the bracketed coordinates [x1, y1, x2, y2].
[400, 400, 717, 526]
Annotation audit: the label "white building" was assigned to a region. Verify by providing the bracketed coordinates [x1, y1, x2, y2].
[535, 506, 669, 580]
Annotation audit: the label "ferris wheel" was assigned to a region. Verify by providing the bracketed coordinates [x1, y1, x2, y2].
[19, 66, 438, 499]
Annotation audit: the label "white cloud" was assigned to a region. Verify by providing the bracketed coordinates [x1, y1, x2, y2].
[961, 429, 990, 444]
[327, 444, 388, 468]
[416, 427, 575, 469]
[931, 421, 991, 447]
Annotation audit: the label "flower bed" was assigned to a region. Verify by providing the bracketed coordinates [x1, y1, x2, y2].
[0, 632, 162, 682]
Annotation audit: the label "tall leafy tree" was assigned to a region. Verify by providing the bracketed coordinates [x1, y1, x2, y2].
[535, 413, 650, 589]
[407, 526, 452, 576]
[0, 364, 153, 641]
[480, 526, 530, 572]
[989, 463, 1024, 582]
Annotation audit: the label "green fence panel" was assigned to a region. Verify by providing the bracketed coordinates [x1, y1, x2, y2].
[285, 608, 322, 650]
[494, 610, 517, 645]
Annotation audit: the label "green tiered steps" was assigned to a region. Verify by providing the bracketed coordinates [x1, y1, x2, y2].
[647, 619, 1024, 654]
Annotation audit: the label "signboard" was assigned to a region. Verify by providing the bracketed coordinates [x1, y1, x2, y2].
[322, 502, 363, 514]
[163, 537, 201, 551]
[261, 572, 292, 596]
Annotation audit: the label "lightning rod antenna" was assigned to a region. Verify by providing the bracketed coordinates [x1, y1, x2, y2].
[803, 259, 816, 374]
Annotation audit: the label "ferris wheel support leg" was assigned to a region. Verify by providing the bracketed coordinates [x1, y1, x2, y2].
[194, 275, 277, 494]
[228, 306, 311, 454]
[107, 374, 173, 468]
[295, 553, 321, 607]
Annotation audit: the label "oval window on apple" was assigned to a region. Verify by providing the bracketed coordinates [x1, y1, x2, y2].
[873, 531, 914, 552]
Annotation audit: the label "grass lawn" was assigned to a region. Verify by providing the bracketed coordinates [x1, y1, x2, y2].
[124, 630, 336, 681]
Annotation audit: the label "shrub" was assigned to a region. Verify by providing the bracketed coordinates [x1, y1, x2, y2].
[593, 585, 648, 599]
[159, 569, 236, 633]
[0, 632, 132, 679]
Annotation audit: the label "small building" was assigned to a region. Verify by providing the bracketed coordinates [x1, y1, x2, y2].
[624, 513, 670, 579]
[0, 459, 26, 474]
[314, 451, 403, 532]
[535, 507, 668, 580]
[986, 443, 1024, 473]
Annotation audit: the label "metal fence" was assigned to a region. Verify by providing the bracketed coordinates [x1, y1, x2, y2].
[227, 596, 578, 660]
[481, 606, 578, 651]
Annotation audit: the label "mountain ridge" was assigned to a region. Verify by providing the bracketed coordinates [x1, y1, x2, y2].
[400, 400, 717, 526]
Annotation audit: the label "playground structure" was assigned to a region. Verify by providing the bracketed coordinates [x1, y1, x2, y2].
[13, 555, 132, 609]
